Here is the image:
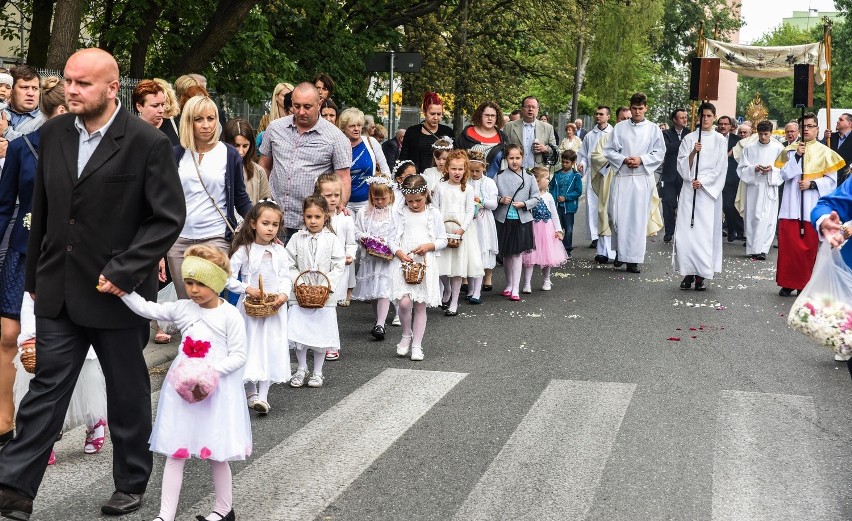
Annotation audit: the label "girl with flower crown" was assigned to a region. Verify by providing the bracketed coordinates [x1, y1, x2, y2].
[121, 244, 249, 521]
[422, 137, 453, 194]
[352, 175, 396, 340]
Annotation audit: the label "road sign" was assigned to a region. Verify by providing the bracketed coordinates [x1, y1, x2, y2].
[366, 52, 422, 73]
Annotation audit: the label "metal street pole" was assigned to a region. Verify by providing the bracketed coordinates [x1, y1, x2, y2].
[388, 51, 395, 135]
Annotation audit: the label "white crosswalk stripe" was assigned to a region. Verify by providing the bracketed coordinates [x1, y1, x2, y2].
[712, 390, 840, 520]
[452, 379, 636, 521]
[187, 368, 466, 520]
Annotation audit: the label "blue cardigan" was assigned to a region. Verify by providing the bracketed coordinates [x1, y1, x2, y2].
[0, 130, 39, 255]
[812, 181, 852, 267]
[174, 143, 253, 241]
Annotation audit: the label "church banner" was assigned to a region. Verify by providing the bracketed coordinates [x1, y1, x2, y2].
[704, 38, 829, 84]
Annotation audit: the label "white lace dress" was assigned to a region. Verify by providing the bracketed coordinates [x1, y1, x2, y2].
[352, 206, 396, 301]
[389, 205, 448, 306]
[228, 243, 291, 383]
[433, 181, 484, 278]
[470, 176, 499, 269]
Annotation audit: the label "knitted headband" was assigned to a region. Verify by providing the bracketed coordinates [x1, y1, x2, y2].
[0, 73, 12, 88]
[181, 256, 228, 294]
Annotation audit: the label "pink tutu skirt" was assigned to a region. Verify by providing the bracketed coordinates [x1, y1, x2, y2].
[523, 219, 568, 267]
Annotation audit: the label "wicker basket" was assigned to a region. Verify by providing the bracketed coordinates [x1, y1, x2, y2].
[401, 254, 426, 285]
[243, 275, 279, 318]
[20, 338, 36, 374]
[294, 270, 332, 308]
[364, 237, 394, 260]
[445, 219, 462, 248]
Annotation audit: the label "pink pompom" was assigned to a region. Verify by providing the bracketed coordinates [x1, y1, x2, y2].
[172, 448, 190, 459]
[167, 358, 219, 403]
[199, 447, 212, 460]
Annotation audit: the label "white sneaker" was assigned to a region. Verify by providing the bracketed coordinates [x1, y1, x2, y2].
[307, 373, 324, 388]
[521, 286, 532, 294]
[391, 315, 401, 326]
[410, 347, 424, 361]
[396, 336, 411, 356]
[835, 352, 852, 362]
[542, 280, 552, 291]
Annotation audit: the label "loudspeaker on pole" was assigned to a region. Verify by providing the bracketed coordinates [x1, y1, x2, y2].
[689, 57, 721, 101]
[792, 63, 814, 108]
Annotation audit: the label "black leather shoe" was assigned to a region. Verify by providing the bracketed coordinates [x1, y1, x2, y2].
[663, 234, 672, 243]
[625, 263, 640, 273]
[694, 276, 706, 291]
[589, 239, 598, 248]
[613, 258, 624, 268]
[594, 255, 609, 264]
[680, 275, 694, 289]
[0, 486, 33, 521]
[482, 285, 493, 292]
[444, 309, 458, 317]
[196, 509, 235, 521]
[779, 287, 794, 297]
[371, 325, 385, 341]
[460, 284, 468, 294]
[101, 491, 143, 515]
[439, 300, 449, 310]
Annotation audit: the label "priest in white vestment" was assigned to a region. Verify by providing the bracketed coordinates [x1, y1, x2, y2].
[673, 103, 728, 290]
[737, 121, 784, 259]
[577, 107, 613, 250]
[588, 107, 630, 263]
[602, 93, 664, 273]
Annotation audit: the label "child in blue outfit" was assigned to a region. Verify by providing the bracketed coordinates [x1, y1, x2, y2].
[549, 149, 583, 256]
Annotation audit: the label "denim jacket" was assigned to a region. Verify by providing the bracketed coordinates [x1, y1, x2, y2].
[549, 169, 583, 213]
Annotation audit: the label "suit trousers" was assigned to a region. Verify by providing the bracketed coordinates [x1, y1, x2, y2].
[661, 177, 682, 237]
[0, 307, 152, 498]
[722, 183, 743, 238]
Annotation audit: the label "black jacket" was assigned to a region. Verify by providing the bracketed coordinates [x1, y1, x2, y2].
[25, 107, 186, 327]
[661, 126, 688, 183]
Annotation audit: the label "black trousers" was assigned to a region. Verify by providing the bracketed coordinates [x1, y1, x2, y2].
[661, 177, 682, 237]
[722, 183, 744, 238]
[0, 307, 152, 498]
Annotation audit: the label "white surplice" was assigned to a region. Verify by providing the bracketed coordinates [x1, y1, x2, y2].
[737, 139, 784, 255]
[602, 119, 665, 264]
[673, 130, 727, 279]
[578, 124, 613, 241]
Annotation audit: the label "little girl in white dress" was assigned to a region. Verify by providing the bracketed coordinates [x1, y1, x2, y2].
[122, 245, 249, 521]
[390, 174, 448, 361]
[286, 195, 346, 389]
[227, 200, 290, 415]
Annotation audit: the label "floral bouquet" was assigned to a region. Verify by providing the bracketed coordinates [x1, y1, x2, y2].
[362, 236, 394, 260]
[788, 242, 852, 356]
[167, 336, 219, 403]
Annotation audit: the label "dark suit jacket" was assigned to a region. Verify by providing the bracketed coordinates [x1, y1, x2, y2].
[661, 126, 688, 183]
[829, 131, 852, 175]
[25, 107, 186, 328]
[0, 130, 39, 255]
[381, 138, 401, 169]
[724, 133, 741, 189]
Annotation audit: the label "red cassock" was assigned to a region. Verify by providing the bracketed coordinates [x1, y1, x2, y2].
[776, 218, 819, 290]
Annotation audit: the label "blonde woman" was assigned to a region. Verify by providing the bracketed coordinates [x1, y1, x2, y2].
[167, 95, 252, 299]
[338, 107, 390, 213]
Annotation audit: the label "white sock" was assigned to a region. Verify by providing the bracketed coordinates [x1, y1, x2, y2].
[258, 380, 270, 402]
[245, 381, 257, 398]
[312, 350, 325, 376]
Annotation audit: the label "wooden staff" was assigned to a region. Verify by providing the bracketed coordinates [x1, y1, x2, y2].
[691, 108, 703, 228]
[799, 106, 806, 238]
[825, 18, 833, 149]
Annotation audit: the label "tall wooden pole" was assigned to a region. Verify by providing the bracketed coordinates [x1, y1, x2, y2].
[690, 22, 705, 132]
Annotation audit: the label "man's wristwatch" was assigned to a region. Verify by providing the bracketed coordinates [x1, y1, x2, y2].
[809, 181, 818, 190]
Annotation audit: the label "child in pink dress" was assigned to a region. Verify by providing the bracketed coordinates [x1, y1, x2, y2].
[522, 167, 567, 292]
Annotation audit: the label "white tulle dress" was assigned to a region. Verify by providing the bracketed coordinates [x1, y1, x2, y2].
[228, 242, 292, 384]
[389, 204, 448, 307]
[13, 293, 107, 431]
[352, 206, 396, 301]
[121, 292, 252, 461]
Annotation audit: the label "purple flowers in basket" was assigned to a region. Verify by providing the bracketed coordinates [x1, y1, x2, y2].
[363, 236, 393, 259]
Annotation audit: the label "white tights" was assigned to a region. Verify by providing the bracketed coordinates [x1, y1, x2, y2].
[468, 276, 483, 299]
[295, 347, 325, 376]
[398, 296, 427, 348]
[373, 298, 390, 326]
[440, 276, 463, 312]
[502, 254, 524, 297]
[523, 265, 551, 289]
[157, 457, 232, 521]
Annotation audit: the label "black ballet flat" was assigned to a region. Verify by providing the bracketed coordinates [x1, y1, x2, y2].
[482, 285, 493, 292]
[196, 509, 235, 521]
[440, 300, 449, 310]
[444, 309, 458, 317]
[680, 276, 694, 289]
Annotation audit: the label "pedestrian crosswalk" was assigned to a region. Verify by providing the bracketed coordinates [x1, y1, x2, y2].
[32, 373, 841, 520]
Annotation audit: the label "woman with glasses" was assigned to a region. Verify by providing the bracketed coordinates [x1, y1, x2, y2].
[456, 101, 509, 178]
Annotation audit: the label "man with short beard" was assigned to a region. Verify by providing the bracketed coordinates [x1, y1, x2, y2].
[0, 65, 44, 142]
[0, 48, 185, 519]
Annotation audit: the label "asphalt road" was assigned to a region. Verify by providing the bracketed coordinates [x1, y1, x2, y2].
[29, 200, 852, 521]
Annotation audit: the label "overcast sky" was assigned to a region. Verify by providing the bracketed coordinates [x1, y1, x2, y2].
[738, 0, 839, 44]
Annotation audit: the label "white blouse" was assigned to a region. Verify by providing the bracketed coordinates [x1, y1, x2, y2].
[179, 142, 228, 239]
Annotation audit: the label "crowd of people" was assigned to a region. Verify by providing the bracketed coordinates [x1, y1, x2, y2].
[0, 46, 849, 521]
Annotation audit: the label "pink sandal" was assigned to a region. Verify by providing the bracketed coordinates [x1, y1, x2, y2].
[84, 419, 107, 454]
[48, 450, 56, 465]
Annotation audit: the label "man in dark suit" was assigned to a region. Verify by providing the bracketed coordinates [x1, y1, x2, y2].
[716, 115, 743, 241]
[382, 128, 404, 169]
[0, 48, 185, 520]
[828, 113, 852, 186]
[660, 108, 689, 243]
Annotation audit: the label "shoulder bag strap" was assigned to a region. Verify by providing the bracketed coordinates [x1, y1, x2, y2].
[22, 134, 37, 160]
[190, 150, 235, 234]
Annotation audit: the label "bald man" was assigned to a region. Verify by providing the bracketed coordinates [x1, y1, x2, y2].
[0, 48, 185, 519]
